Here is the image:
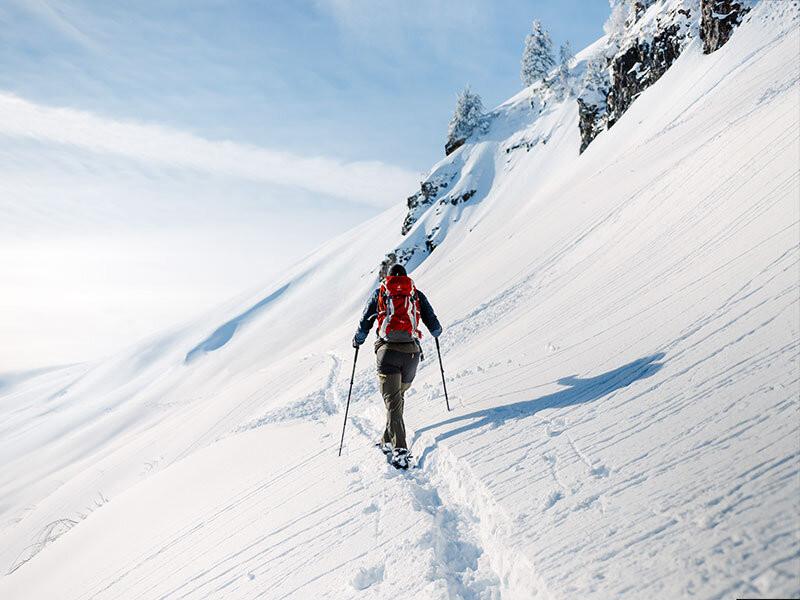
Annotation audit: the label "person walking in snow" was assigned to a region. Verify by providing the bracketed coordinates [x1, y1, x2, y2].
[352, 264, 442, 469]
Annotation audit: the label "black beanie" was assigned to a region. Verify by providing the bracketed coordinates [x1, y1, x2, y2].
[388, 264, 407, 277]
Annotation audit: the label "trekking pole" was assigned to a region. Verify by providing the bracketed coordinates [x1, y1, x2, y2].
[435, 338, 451, 412]
[338, 346, 359, 457]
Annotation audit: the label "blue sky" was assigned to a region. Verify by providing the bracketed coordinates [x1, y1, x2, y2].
[2, 0, 609, 169]
[0, 0, 610, 371]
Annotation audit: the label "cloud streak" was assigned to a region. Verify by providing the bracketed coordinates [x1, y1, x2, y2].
[11, 0, 98, 50]
[0, 93, 418, 207]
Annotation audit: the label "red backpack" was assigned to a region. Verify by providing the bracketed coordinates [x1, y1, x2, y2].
[377, 275, 422, 342]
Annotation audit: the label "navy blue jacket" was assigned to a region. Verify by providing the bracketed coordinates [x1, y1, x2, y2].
[354, 286, 441, 345]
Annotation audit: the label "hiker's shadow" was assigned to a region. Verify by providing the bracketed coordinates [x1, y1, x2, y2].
[415, 353, 665, 467]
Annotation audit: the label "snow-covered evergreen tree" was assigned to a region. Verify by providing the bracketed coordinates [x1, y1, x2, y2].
[446, 86, 484, 155]
[603, 0, 656, 37]
[604, 0, 634, 38]
[520, 20, 555, 87]
[559, 41, 574, 67]
[579, 55, 610, 108]
[557, 41, 575, 97]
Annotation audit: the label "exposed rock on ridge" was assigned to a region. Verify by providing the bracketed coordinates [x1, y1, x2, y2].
[401, 176, 452, 235]
[445, 138, 465, 156]
[700, 0, 752, 53]
[607, 19, 689, 128]
[578, 99, 605, 153]
[579, 0, 751, 153]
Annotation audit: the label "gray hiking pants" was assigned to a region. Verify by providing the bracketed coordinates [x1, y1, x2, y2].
[376, 345, 420, 450]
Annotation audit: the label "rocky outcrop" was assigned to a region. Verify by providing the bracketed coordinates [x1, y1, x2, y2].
[401, 177, 450, 235]
[578, 2, 701, 150]
[383, 174, 458, 275]
[606, 18, 688, 128]
[425, 226, 441, 253]
[378, 247, 417, 278]
[386, 184, 478, 274]
[445, 137, 466, 156]
[449, 189, 476, 205]
[578, 99, 604, 153]
[700, 0, 751, 53]
[576, 52, 611, 154]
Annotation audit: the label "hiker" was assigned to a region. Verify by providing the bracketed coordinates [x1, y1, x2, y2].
[352, 264, 442, 469]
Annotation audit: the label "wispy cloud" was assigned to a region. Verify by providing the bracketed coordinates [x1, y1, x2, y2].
[319, 0, 485, 36]
[0, 89, 388, 371]
[10, 0, 98, 50]
[316, 0, 491, 68]
[0, 93, 418, 207]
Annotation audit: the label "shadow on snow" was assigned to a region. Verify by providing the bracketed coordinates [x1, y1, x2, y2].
[415, 352, 666, 467]
[185, 282, 291, 364]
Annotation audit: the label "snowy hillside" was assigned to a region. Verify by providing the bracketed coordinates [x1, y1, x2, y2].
[1, 1, 799, 599]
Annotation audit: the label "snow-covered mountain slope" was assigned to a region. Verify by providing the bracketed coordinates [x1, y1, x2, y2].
[1, 2, 798, 599]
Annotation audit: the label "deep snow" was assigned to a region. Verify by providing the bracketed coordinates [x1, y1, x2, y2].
[1, 2, 798, 599]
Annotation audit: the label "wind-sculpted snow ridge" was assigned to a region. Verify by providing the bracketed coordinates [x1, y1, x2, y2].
[185, 282, 293, 364]
[1, 1, 799, 598]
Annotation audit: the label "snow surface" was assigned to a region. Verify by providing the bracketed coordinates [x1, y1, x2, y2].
[1, 2, 798, 599]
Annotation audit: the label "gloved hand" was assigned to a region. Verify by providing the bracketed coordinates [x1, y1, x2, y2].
[430, 327, 442, 338]
[352, 331, 367, 348]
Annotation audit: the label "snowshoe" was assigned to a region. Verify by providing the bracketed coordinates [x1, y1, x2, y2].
[390, 448, 412, 470]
